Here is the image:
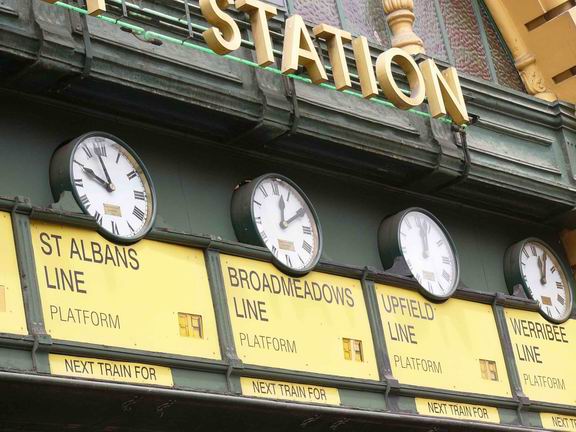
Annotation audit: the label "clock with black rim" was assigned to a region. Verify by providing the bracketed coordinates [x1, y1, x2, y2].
[231, 174, 323, 276]
[504, 238, 574, 324]
[378, 207, 460, 301]
[50, 131, 157, 244]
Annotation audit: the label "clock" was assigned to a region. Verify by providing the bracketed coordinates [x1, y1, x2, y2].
[231, 174, 322, 276]
[50, 132, 157, 244]
[378, 208, 460, 301]
[504, 238, 574, 323]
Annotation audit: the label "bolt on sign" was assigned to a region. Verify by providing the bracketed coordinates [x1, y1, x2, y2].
[0, 212, 27, 335]
[376, 284, 511, 397]
[31, 220, 221, 360]
[43, 0, 469, 126]
[505, 308, 576, 406]
[221, 255, 378, 380]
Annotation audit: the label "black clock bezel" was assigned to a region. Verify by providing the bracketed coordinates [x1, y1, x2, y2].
[230, 173, 323, 277]
[49, 131, 157, 245]
[378, 207, 460, 301]
[504, 237, 574, 324]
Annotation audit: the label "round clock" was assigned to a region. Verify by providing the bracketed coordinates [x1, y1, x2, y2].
[378, 208, 460, 301]
[50, 132, 157, 244]
[504, 238, 574, 323]
[231, 174, 322, 276]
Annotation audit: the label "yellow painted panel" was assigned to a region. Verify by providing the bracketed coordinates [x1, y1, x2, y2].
[541, 413, 576, 431]
[0, 212, 27, 335]
[505, 308, 576, 405]
[241, 377, 340, 405]
[415, 398, 500, 424]
[376, 284, 511, 397]
[31, 221, 220, 360]
[222, 255, 378, 380]
[49, 354, 173, 386]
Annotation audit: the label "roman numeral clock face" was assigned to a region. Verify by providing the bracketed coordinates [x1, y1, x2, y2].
[68, 134, 156, 243]
[517, 240, 573, 323]
[248, 176, 321, 275]
[398, 210, 459, 300]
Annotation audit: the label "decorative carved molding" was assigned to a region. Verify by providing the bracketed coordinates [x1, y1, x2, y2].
[382, 0, 425, 55]
[484, 0, 557, 102]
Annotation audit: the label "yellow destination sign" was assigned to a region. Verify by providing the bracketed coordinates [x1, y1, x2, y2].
[376, 284, 511, 397]
[0, 212, 27, 335]
[415, 398, 500, 424]
[222, 255, 378, 380]
[49, 354, 173, 386]
[541, 413, 576, 431]
[32, 221, 220, 360]
[241, 377, 340, 405]
[505, 308, 576, 406]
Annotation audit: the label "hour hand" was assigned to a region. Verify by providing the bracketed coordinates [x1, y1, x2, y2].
[285, 208, 305, 226]
[82, 167, 109, 190]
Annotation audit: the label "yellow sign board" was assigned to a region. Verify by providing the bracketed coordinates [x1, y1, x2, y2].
[32, 221, 220, 360]
[376, 284, 511, 397]
[541, 413, 576, 431]
[241, 377, 340, 405]
[415, 398, 500, 424]
[0, 212, 27, 335]
[505, 308, 576, 406]
[222, 255, 378, 380]
[49, 354, 173, 386]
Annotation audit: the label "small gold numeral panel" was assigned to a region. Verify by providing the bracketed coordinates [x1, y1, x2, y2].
[343, 338, 364, 362]
[178, 313, 203, 339]
[479, 359, 499, 381]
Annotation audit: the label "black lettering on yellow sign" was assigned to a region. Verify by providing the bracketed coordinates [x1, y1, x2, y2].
[551, 415, 576, 429]
[393, 354, 442, 373]
[39, 232, 140, 270]
[426, 401, 491, 420]
[380, 294, 435, 320]
[49, 305, 121, 329]
[63, 358, 158, 381]
[249, 379, 329, 402]
[509, 317, 568, 343]
[239, 332, 297, 353]
[387, 322, 417, 344]
[515, 343, 542, 363]
[226, 266, 355, 307]
[522, 373, 566, 390]
[233, 297, 269, 322]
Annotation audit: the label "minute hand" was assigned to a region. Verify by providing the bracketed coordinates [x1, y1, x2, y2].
[284, 208, 305, 226]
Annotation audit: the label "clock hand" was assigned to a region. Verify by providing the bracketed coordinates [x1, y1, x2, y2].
[97, 154, 115, 192]
[82, 167, 110, 190]
[285, 208, 305, 226]
[279, 196, 287, 229]
[542, 253, 548, 285]
[537, 255, 545, 285]
[419, 223, 430, 259]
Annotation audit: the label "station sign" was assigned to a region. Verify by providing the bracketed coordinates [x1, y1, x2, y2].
[49, 354, 173, 386]
[540, 412, 576, 432]
[31, 221, 221, 360]
[376, 284, 511, 397]
[221, 255, 378, 380]
[240, 377, 340, 405]
[415, 398, 500, 424]
[0, 212, 27, 335]
[505, 308, 575, 406]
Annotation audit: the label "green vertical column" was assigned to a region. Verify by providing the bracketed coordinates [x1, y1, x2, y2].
[204, 248, 243, 393]
[11, 200, 52, 374]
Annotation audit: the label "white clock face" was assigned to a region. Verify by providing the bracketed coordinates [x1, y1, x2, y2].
[251, 177, 320, 272]
[71, 135, 154, 241]
[399, 210, 458, 298]
[520, 241, 572, 322]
